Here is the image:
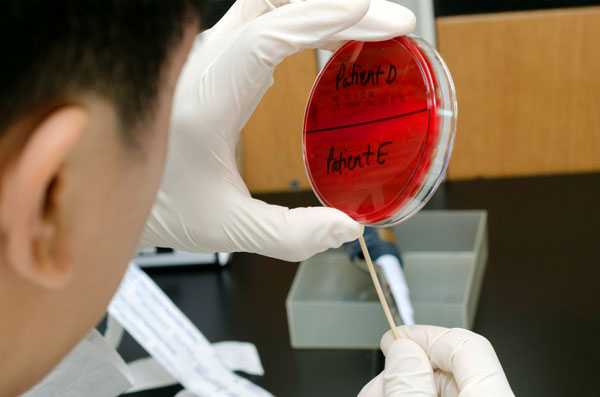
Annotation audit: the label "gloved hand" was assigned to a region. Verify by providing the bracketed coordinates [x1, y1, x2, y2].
[359, 325, 515, 397]
[141, 0, 416, 261]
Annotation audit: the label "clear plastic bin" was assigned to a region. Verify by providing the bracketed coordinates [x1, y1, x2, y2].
[286, 210, 488, 349]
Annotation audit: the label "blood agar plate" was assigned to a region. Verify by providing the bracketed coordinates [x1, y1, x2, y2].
[303, 36, 457, 226]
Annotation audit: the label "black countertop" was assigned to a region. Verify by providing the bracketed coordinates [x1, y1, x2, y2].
[120, 173, 600, 397]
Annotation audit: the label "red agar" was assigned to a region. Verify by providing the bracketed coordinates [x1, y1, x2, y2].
[303, 37, 441, 224]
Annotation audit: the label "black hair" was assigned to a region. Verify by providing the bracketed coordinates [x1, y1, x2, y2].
[1, 1, 204, 142]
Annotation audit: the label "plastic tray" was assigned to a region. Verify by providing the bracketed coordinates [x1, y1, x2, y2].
[286, 210, 488, 349]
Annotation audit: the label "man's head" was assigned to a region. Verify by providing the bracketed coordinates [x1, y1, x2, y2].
[0, 2, 202, 393]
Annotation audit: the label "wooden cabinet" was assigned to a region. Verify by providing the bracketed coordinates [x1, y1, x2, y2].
[438, 7, 600, 180]
[241, 50, 317, 192]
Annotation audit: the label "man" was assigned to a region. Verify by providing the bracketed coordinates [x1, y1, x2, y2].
[0, 0, 514, 396]
[0, 2, 201, 394]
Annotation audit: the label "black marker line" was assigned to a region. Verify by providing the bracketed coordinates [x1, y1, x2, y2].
[305, 107, 428, 134]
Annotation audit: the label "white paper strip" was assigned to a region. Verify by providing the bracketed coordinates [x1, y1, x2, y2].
[213, 342, 265, 376]
[109, 264, 273, 397]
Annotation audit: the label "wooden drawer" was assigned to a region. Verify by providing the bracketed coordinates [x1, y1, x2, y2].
[438, 7, 600, 179]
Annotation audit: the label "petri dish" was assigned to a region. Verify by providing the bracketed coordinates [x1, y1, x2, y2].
[303, 35, 457, 226]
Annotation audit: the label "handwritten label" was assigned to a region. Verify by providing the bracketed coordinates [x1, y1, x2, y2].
[326, 141, 392, 175]
[336, 63, 398, 90]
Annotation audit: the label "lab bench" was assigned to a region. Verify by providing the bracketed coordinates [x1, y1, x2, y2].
[120, 173, 600, 397]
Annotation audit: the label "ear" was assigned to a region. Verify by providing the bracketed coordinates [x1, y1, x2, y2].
[0, 106, 87, 289]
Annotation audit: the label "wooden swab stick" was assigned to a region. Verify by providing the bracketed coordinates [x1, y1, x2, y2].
[358, 232, 400, 340]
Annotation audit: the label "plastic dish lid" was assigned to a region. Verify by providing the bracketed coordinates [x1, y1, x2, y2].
[303, 35, 457, 226]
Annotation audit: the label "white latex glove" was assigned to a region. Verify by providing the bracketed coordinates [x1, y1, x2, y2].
[142, 0, 416, 261]
[359, 326, 515, 397]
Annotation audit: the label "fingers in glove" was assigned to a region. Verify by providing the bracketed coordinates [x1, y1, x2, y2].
[181, 0, 415, 140]
[434, 370, 459, 397]
[207, 0, 414, 51]
[382, 339, 437, 397]
[199, 0, 280, 50]
[246, 0, 372, 66]
[322, 0, 416, 50]
[381, 326, 515, 397]
[226, 197, 362, 261]
[357, 372, 383, 397]
[188, 0, 371, 138]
